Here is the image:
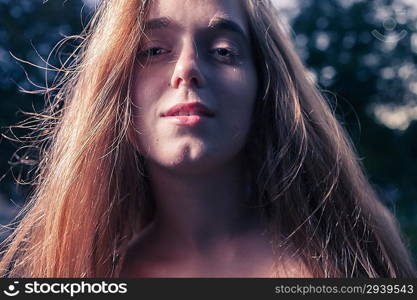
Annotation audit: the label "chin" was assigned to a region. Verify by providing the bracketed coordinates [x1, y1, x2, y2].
[156, 151, 228, 175]
[163, 154, 214, 174]
[145, 140, 242, 174]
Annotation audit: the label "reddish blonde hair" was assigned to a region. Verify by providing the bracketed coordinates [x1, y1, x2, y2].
[0, 0, 415, 277]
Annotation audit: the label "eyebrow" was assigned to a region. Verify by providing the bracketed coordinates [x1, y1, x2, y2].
[143, 17, 250, 43]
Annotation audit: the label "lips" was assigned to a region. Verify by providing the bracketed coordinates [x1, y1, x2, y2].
[162, 102, 215, 118]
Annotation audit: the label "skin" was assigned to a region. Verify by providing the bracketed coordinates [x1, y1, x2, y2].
[132, 0, 257, 173]
[121, 0, 309, 277]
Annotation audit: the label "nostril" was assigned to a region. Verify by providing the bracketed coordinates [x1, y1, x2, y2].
[170, 60, 205, 89]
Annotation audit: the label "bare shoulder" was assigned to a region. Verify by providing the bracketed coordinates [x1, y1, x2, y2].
[118, 226, 164, 277]
[270, 245, 314, 278]
[119, 241, 313, 278]
[274, 258, 314, 278]
[118, 224, 314, 278]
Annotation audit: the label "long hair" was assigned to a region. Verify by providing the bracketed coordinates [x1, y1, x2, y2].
[0, 0, 415, 277]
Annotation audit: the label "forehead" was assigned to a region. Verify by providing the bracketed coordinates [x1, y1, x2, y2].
[146, 0, 248, 32]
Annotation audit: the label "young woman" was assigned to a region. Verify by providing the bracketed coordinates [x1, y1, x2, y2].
[0, 0, 415, 277]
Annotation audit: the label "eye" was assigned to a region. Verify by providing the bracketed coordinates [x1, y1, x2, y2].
[210, 47, 240, 64]
[138, 47, 170, 58]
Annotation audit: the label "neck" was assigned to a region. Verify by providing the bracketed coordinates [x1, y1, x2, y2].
[144, 156, 264, 256]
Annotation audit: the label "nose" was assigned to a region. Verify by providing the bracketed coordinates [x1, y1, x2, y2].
[170, 40, 206, 89]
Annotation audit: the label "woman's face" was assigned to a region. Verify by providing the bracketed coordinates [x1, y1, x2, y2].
[132, 0, 258, 174]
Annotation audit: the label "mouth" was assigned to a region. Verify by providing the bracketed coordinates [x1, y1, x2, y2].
[161, 102, 215, 118]
[161, 102, 215, 126]
[164, 115, 207, 126]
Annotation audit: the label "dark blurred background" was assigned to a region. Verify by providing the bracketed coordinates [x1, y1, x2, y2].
[0, 0, 416, 263]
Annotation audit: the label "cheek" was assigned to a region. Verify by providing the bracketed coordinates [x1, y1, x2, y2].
[131, 71, 165, 152]
[215, 68, 258, 146]
[216, 64, 257, 100]
[216, 66, 258, 118]
[132, 70, 164, 123]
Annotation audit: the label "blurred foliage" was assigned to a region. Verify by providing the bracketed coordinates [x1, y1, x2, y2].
[0, 0, 87, 201]
[291, 0, 417, 262]
[0, 0, 416, 261]
[0, 0, 88, 231]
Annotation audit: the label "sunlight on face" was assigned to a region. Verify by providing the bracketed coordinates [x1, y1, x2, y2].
[132, 0, 258, 175]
